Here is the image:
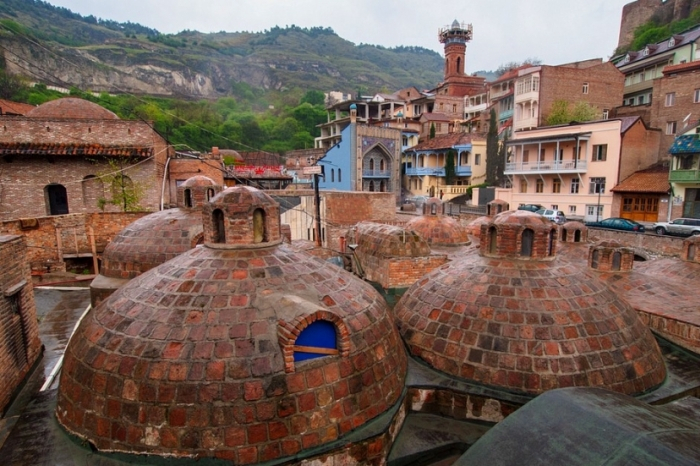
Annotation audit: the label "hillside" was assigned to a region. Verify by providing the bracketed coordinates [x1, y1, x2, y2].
[0, 0, 445, 99]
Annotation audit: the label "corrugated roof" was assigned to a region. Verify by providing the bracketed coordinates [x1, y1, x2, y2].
[669, 134, 700, 155]
[611, 164, 670, 194]
[0, 142, 153, 157]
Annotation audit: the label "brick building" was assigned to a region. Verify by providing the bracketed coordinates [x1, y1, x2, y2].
[513, 59, 624, 132]
[0, 235, 42, 415]
[0, 97, 173, 220]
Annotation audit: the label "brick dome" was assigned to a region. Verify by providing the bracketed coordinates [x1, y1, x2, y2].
[394, 211, 666, 397]
[57, 186, 407, 462]
[26, 97, 120, 120]
[405, 211, 470, 247]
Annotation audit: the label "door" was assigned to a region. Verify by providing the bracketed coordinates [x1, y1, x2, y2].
[621, 195, 659, 222]
[46, 184, 69, 215]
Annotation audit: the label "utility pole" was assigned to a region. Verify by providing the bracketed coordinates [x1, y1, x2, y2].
[314, 172, 322, 247]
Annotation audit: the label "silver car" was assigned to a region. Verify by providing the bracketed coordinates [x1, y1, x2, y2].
[535, 208, 567, 225]
[653, 218, 700, 236]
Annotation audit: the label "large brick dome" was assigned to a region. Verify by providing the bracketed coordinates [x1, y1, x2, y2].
[27, 97, 120, 120]
[395, 210, 666, 396]
[405, 199, 470, 247]
[57, 186, 407, 462]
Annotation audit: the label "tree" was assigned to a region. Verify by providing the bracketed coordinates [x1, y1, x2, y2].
[445, 150, 456, 185]
[496, 133, 508, 188]
[95, 158, 145, 212]
[0, 70, 27, 99]
[430, 122, 436, 139]
[485, 109, 499, 185]
[546, 100, 598, 126]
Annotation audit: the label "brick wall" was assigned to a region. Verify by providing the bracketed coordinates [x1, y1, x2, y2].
[0, 212, 147, 272]
[652, 65, 700, 160]
[619, 120, 663, 182]
[0, 235, 42, 414]
[540, 62, 624, 124]
[167, 156, 224, 208]
[586, 227, 685, 257]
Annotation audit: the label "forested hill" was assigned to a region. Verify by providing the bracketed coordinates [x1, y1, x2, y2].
[0, 0, 445, 98]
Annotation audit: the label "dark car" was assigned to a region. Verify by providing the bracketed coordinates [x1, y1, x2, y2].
[584, 217, 646, 233]
[517, 204, 544, 213]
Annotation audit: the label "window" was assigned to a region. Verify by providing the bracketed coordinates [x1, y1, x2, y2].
[520, 179, 528, 193]
[582, 82, 589, 94]
[338, 168, 342, 182]
[551, 205, 559, 210]
[571, 178, 580, 194]
[475, 154, 481, 165]
[665, 92, 676, 107]
[539, 149, 545, 162]
[666, 121, 677, 135]
[522, 150, 529, 163]
[536, 179, 544, 193]
[452, 104, 457, 113]
[568, 205, 577, 214]
[553, 179, 561, 193]
[694, 89, 700, 103]
[587, 205, 603, 218]
[592, 144, 607, 162]
[331, 169, 335, 182]
[293, 320, 339, 363]
[637, 95, 645, 105]
[589, 177, 606, 194]
[602, 109, 609, 120]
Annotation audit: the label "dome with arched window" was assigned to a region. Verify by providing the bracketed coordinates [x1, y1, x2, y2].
[394, 210, 666, 397]
[405, 199, 470, 247]
[58, 186, 407, 462]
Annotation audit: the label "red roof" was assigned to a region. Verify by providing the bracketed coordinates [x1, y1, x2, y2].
[0, 99, 35, 116]
[662, 60, 700, 75]
[611, 164, 670, 194]
[0, 142, 153, 158]
[408, 132, 482, 151]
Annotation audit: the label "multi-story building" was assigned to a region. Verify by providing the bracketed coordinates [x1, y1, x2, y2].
[403, 132, 486, 199]
[668, 120, 700, 217]
[503, 117, 661, 221]
[651, 60, 700, 160]
[464, 91, 489, 133]
[513, 60, 624, 132]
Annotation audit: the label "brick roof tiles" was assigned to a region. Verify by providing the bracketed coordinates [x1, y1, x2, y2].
[26, 97, 119, 119]
[611, 164, 670, 194]
[408, 132, 481, 151]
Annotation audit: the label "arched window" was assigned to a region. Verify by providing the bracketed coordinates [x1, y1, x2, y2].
[184, 189, 193, 208]
[338, 169, 342, 182]
[612, 251, 622, 271]
[369, 181, 375, 192]
[489, 227, 497, 254]
[369, 159, 375, 170]
[457, 57, 462, 74]
[45, 184, 69, 215]
[574, 230, 582, 242]
[591, 250, 600, 268]
[331, 169, 335, 182]
[380, 180, 386, 192]
[689, 244, 697, 261]
[253, 208, 265, 243]
[213, 209, 225, 243]
[561, 228, 568, 242]
[293, 320, 338, 362]
[521, 229, 534, 257]
[380, 159, 385, 171]
[548, 229, 555, 256]
[206, 188, 215, 201]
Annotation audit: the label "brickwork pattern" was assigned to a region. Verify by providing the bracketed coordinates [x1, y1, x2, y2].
[405, 215, 471, 247]
[408, 388, 518, 424]
[168, 160, 224, 208]
[0, 235, 42, 414]
[588, 241, 636, 272]
[479, 211, 559, 259]
[56, 241, 407, 461]
[560, 221, 589, 243]
[652, 66, 700, 160]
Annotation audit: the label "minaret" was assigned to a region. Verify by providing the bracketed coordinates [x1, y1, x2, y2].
[437, 20, 484, 97]
[439, 19, 472, 80]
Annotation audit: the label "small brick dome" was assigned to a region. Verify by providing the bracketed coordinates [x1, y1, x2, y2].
[27, 97, 119, 120]
[405, 213, 470, 247]
[57, 187, 407, 461]
[346, 222, 431, 257]
[394, 211, 666, 397]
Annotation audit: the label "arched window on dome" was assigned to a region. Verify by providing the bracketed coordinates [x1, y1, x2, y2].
[521, 229, 534, 257]
[253, 208, 266, 243]
[489, 227, 497, 254]
[213, 209, 225, 243]
[688, 244, 696, 262]
[548, 229, 556, 256]
[574, 230, 582, 242]
[206, 188, 215, 201]
[591, 250, 600, 269]
[184, 189, 193, 208]
[561, 228, 568, 242]
[293, 320, 338, 363]
[612, 251, 622, 271]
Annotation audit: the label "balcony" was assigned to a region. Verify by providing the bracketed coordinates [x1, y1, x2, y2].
[405, 167, 446, 177]
[505, 159, 588, 174]
[456, 166, 472, 176]
[513, 117, 538, 131]
[499, 109, 513, 120]
[362, 169, 391, 178]
[670, 169, 700, 183]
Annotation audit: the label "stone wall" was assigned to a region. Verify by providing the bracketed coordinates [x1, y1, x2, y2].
[0, 235, 42, 414]
[586, 227, 685, 256]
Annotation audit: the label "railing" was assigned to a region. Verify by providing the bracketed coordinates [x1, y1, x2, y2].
[405, 167, 446, 176]
[455, 166, 472, 176]
[505, 160, 588, 173]
[670, 169, 700, 182]
[362, 169, 391, 178]
[499, 109, 513, 120]
[444, 203, 488, 216]
[513, 117, 538, 131]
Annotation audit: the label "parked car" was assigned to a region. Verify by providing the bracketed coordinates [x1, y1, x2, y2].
[652, 218, 700, 236]
[535, 208, 567, 225]
[517, 204, 544, 213]
[585, 217, 646, 233]
[405, 195, 429, 207]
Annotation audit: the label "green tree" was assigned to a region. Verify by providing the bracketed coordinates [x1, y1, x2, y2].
[300, 90, 325, 106]
[0, 70, 27, 99]
[445, 150, 456, 185]
[546, 100, 598, 126]
[96, 158, 145, 212]
[485, 109, 499, 185]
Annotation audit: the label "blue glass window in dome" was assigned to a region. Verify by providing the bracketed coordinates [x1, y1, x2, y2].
[293, 320, 338, 362]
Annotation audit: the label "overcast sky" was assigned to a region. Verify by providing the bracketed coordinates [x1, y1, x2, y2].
[47, 0, 632, 71]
